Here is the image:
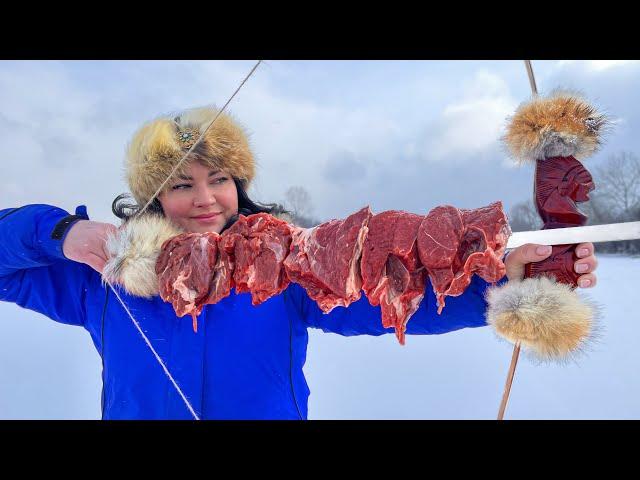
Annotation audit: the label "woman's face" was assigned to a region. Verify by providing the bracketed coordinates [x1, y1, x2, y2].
[158, 161, 238, 234]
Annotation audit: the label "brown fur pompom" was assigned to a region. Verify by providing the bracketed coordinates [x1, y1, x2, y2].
[503, 91, 609, 164]
[485, 276, 600, 362]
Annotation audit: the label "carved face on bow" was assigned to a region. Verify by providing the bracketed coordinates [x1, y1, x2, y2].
[535, 155, 595, 228]
[560, 163, 595, 203]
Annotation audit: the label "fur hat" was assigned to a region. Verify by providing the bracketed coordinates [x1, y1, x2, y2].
[503, 90, 609, 164]
[126, 105, 256, 208]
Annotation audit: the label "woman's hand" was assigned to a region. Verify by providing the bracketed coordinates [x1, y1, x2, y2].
[62, 220, 118, 274]
[504, 242, 598, 288]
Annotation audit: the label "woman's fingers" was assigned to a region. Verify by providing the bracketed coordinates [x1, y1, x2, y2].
[573, 242, 598, 288]
[513, 243, 553, 262]
[506, 242, 599, 289]
[574, 255, 598, 274]
[575, 242, 594, 258]
[577, 272, 597, 288]
[504, 243, 553, 281]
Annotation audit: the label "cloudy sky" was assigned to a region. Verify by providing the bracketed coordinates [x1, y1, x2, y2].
[1, 60, 639, 419]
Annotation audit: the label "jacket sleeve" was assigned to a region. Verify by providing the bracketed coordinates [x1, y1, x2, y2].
[0, 204, 94, 327]
[287, 271, 509, 337]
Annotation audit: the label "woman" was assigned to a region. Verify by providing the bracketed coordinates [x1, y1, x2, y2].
[0, 106, 599, 420]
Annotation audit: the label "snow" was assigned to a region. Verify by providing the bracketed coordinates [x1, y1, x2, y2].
[304, 253, 640, 419]
[0, 253, 638, 419]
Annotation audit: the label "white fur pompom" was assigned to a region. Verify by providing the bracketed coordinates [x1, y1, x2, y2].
[102, 214, 183, 298]
[485, 276, 600, 362]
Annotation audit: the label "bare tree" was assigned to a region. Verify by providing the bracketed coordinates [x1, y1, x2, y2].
[283, 186, 321, 227]
[285, 186, 313, 219]
[581, 190, 614, 225]
[508, 199, 542, 232]
[594, 152, 640, 221]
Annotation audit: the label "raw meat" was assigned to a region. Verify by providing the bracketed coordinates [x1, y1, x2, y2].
[206, 231, 236, 306]
[154, 203, 510, 343]
[283, 206, 372, 313]
[417, 201, 510, 313]
[360, 211, 426, 345]
[214, 213, 293, 306]
[155, 232, 220, 332]
[445, 203, 510, 293]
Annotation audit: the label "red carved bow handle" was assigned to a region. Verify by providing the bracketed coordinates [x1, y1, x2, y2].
[523, 157, 595, 287]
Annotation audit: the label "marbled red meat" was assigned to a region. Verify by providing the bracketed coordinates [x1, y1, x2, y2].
[360, 211, 426, 345]
[155, 203, 510, 342]
[214, 213, 293, 306]
[417, 201, 510, 313]
[283, 206, 372, 313]
[155, 232, 220, 332]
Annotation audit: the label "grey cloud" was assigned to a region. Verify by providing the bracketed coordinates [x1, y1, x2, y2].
[37, 136, 83, 168]
[322, 151, 368, 185]
[313, 144, 534, 223]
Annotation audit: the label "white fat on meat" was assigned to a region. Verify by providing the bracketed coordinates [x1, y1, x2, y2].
[172, 271, 198, 307]
[345, 224, 368, 298]
[266, 239, 285, 262]
[246, 264, 256, 285]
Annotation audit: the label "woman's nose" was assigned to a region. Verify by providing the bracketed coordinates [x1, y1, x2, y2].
[193, 185, 216, 207]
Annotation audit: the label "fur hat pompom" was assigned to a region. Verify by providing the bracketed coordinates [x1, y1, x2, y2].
[503, 91, 610, 164]
[103, 214, 183, 298]
[485, 276, 600, 362]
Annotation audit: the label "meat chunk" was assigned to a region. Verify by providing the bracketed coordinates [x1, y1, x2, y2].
[155, 232, 220, 332]
[444, 202, 510, 295]
[417, 206, 465, 313]
[214, 213, 293, 306]
[417, 201, 510, 313]
[360, 211, 426, 345]
[284, 206, 372, 313]
[206, 230, 236, 306]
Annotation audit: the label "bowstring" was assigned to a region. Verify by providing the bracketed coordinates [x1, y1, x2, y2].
[106, 280, 200, 420]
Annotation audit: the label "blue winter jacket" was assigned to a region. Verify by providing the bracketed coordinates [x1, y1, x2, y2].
[0, 204, 507, 419]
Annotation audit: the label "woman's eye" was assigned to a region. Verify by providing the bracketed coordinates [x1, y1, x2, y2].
[213, 177, 228, 184]
[172, 184, 191, 190]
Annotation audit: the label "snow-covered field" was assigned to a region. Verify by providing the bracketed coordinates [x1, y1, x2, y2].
[0, 254, 638, 419]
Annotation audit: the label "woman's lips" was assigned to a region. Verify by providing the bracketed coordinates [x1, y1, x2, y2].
[192, 213, 221, 223]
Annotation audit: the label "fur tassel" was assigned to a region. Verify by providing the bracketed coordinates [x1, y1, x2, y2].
[103, 214, 183, 298]
[485, 276, 601, 362]
[503, 91, 610, 164]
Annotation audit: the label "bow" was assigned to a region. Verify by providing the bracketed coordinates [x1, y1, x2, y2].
[491, 61, 630, 419]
